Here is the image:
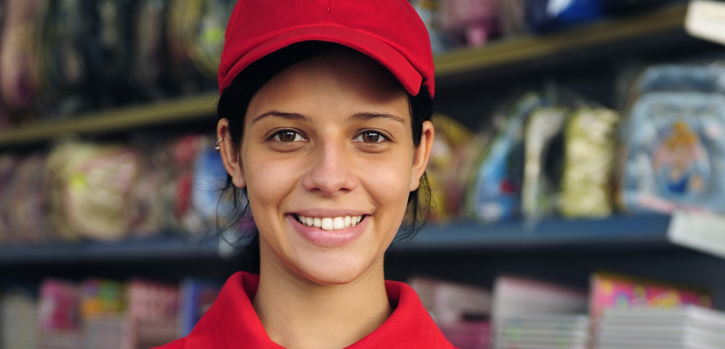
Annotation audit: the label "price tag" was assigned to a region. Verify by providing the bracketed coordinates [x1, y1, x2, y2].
[668, 210, 725, 259]
[685, 0, 725, 46]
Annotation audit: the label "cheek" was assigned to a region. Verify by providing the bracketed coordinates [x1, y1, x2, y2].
[243, 149, 304, 225]
[357, 151, 414, 220]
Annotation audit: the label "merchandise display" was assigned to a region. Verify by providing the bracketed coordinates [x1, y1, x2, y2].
[408, 276, 491, 349]
[0, 276, 221, 349]
[597, 305, 725, 349]
[589, 272, 714, 327]
[559, 108, 620, 218]
[1, 291, 39, 349]
[494, 314, 589, 349]
[0, 133, 234, 244]
[0, 3, 723, 349]
[621, 92, 725, 215]
[467, 93, 548, 222]
[466, 90, 621, 222]
[427, 115, 475, 221]
[522, 106, 569, 218]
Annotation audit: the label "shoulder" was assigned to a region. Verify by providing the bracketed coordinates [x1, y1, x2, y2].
[153, 337, 185, 349]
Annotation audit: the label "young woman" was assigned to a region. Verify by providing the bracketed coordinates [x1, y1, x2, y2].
[157, 0, 454, 348]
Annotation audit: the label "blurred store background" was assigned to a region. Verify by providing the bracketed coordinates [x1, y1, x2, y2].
[2, 0, 725, 348]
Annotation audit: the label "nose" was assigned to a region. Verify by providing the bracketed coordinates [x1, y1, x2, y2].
[302, 140, 357, 196]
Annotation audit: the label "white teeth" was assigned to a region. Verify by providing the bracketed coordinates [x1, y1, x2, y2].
[333, 217, 344, 230]
[321, 218, 333, 231]
[297, 215, 365, 230]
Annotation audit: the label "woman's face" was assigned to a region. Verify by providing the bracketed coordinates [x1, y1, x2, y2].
[220, 50, 433, 285]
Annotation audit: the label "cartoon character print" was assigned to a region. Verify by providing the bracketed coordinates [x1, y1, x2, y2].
[653, 121, 710, 197]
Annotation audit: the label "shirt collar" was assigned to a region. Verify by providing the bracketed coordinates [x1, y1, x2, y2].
[185, 271, 454, 348]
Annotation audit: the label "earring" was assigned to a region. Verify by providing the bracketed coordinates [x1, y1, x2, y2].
[215, 138, 223, 151]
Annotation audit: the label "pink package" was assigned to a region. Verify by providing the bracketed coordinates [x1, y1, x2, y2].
[589, 272, 714, 325]
[38, 279, 79, 330]
[440, 0, 501, 46]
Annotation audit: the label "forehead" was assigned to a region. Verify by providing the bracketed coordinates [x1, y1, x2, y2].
[246, 49, 409, 122]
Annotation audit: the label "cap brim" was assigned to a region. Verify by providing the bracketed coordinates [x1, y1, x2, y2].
[220, 25, 423, 96]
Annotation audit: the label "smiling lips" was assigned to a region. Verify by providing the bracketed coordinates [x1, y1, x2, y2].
[296, 215, 364, 231]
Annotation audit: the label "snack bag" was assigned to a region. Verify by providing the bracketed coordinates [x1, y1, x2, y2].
[46, 142, 143, 241]
[39, 0, 91, 118]
[439, 0, 501, 47]
[0, 0, 47, 112]
[132, 0, 171, 101]
[620, 92, 725, 214]
[428, 115, 473, 221]
[4, 153, 51, 243]
[522, 106, 568, 218]
[0, 153, 21, 243]
[466, 93, 549, 222]
[560, 107, 620, 218]
[38, 279, 81, 349]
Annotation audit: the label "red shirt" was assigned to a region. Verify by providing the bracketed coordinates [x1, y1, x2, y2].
[156, 271, 455, 348]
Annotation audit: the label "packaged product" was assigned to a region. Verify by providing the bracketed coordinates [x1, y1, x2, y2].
[620, 92, 725, 214]
[158, 134, 211, 234]
[79, 279, 130, 349]
[0, 0, 48, 112]
[439, 0, 501, 47]
[524, 0, 606, 32]
[38, 279, 81, 349]
[428, 115, 473, 221]
[39, 0, 91, 118]
[132, 0, 171, 102]
[177, 278, 220, 337]
[466, 92, 549, 222]
[589, 272, 714, 333]
[85, 0, 136, 109]
[190, 144, 237, 231]
[410, 0, 453, 54]
[522, 106, 569, 218]
[126, 279, 180, 348]
[46, 142, 144, 241]
[1, 290, 39, 349]
[560, 108, 620, 218]
[3, 153, 51, 243]
[0, 153, 21, 242]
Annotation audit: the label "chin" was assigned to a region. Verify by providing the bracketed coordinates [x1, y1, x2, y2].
[294, 253, 378, 286]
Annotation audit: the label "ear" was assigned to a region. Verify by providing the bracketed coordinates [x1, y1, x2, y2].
[410, 120, 434, 191]
[217, 118, 247, 188]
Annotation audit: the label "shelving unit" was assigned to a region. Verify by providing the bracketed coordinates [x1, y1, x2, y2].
[0, 214, 675, 264]
[0, 3, 697, 148]
[433, 3, 687, 78]
[2, 2, 725, 309]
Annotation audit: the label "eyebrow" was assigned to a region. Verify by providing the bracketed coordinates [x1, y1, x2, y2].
[348, 112, 405, 124]
[251, 111, 312, 124]
[251, 110, 405, 124]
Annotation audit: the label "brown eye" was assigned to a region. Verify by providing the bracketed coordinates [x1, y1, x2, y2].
[355, 131, 385, 143]
[273, 130, 304, 142]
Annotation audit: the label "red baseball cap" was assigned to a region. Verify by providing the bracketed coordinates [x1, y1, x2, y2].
[218, 0, 435, 97]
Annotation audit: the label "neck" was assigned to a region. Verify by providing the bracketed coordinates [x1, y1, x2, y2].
[252, 244, 391, 349]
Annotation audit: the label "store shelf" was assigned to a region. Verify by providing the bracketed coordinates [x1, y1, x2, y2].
[393, 214, 674, 253]
[0, 215, 674, 265]
[0, 4, 691, 148]
[0, 93, 219, 147]
[434, 3, 688, 78]
[0, 235, 221, 264]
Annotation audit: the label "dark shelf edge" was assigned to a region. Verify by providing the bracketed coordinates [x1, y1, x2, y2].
[391, 214, 673, 253]
[0, 215, 675, 264]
